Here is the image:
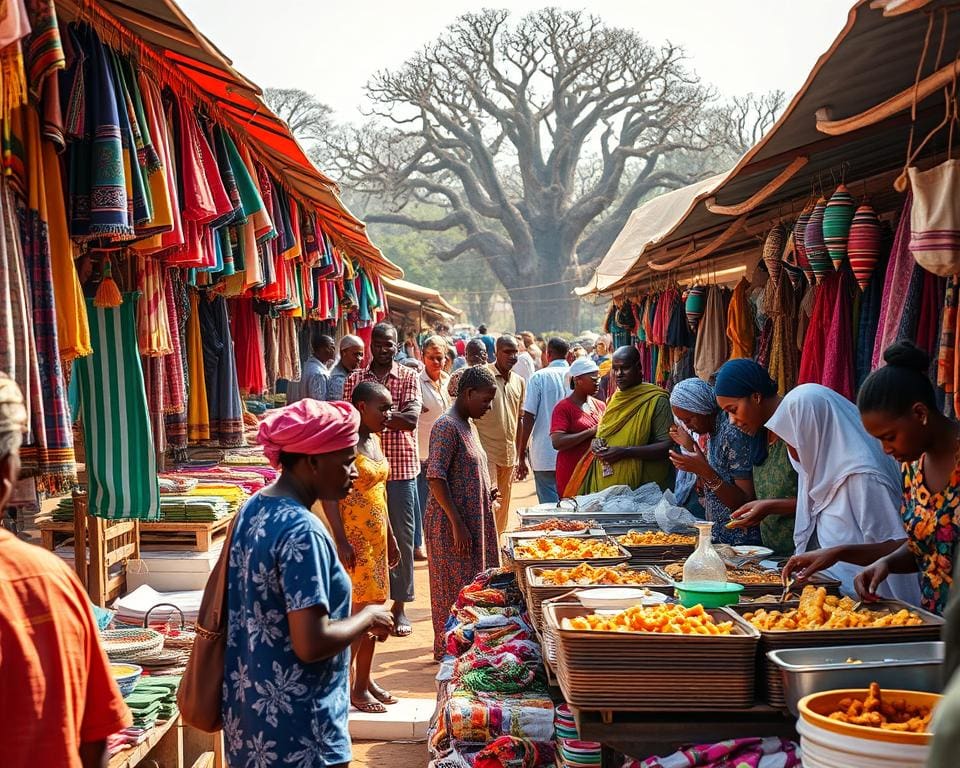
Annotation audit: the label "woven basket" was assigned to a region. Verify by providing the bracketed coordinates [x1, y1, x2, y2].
[100, 628, 164, 662]
[144, 603, 196, 650]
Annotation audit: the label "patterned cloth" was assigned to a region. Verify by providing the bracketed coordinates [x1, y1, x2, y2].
[640, 737, 800, 768]
[753, 439, 798, 557]
[339, 448, 390, 604]
[344, 362, 422, 481]
[426, 413, 500, 659]
[901, 457, 960, 615]
[705, 413, 761, 546]
[223, 492, 353, 768]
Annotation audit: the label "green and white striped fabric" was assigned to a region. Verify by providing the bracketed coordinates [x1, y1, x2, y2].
[75, 294, 160, 520]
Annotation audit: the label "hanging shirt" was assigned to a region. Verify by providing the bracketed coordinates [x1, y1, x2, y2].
[522, 360, 570, 472]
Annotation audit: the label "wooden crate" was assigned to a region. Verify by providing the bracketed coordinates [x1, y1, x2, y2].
[139, 517, 232, 552]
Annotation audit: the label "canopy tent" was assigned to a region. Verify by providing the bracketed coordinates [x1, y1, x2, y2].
[57, 0, 401, 279]
[384, 277, 461, 327]
[581, 0, 956, 294]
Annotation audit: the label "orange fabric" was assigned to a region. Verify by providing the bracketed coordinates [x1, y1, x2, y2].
[0, 529, 131, 766]
[726, 277, 755, 359]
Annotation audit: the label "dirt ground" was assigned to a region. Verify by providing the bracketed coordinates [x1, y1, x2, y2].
[350, 476, 538, 767]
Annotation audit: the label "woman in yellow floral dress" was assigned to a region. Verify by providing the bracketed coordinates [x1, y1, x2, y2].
[325, 381, 400, 712]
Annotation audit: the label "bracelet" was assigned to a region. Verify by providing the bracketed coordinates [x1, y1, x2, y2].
[704, 475, 724, 492]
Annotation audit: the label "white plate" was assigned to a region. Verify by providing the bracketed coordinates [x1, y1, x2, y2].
[576, 587, 667, 611]
[731, 545, 774, 561]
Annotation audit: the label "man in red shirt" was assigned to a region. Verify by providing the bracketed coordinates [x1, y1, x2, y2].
[0, 373, 131, 767]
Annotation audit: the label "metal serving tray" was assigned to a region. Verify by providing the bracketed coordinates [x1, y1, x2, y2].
[767, 641, 945, 717]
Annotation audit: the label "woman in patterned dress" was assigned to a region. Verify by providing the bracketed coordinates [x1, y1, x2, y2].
[325, 382, 401, 713]
[425, 365, 501, 659]
[667, 377, 761, 545]
[787, 343, 959, 615]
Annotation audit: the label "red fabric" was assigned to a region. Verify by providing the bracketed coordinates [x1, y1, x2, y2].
[820, 270, 854, 400]
[917, 270, 944, 356]
[0, 529, 131, 766]
[798, 273, 840, 388]
[230, 297, 267, 395]
[550, 396, 606, 496]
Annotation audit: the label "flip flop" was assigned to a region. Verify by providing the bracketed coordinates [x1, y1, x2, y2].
[391, 620, 413, 638]
[351, 698, 387, 714]
[369, 683, 398, 705]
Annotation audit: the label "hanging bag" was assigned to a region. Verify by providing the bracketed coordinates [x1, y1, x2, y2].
[176, 519, 235, 732]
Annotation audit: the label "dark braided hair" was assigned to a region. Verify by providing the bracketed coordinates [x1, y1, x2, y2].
[458, 365, 497, 396]
[857, 342, 936, 415]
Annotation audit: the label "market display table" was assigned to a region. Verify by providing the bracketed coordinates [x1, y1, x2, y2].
[571, 704, 797, 766]
[39, 515, 232, 552]
[108, 715, 223, 768]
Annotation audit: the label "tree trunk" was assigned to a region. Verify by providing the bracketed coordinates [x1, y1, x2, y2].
[507, 274, 580, 334]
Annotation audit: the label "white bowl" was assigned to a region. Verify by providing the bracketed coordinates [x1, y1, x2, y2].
[731, 545, 774, 561]
[575, 587, 667, 611]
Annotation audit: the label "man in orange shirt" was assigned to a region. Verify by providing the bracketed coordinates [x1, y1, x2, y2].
[0, 373, 131, 768]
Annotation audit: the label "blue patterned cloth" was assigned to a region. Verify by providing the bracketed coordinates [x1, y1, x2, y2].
[704, 413, 762, 546]
[223, 492, 353, 767]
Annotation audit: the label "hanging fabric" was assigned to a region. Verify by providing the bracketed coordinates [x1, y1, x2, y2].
[872, 194, 916, 367]
[74, 295, 160, 520]
[230, 296, 267, 396]
[164, 270, 189, 455]
[186, 290, 210, 441]
[136, 256, 172, 355]
[694, 285, 728, 381]
[726, 277, 755, 359]
[198, 293, 244, 447]
[855, 238, 890, 390]
[821, 269, 856, 400]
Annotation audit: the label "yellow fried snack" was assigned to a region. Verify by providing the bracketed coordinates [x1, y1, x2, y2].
[826, 682, 934, 733]
[743, 585, 925, 631]
[538, 562, 656, 586]
[618, 531, 696, 546]
[561, 602, 735, 635]
[513, 537, 623, 560]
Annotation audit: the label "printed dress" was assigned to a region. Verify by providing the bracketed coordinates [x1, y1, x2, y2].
[222, 492, 352, 767]
[705, 413, 762, 546]
[902, 457, 960, 615]
[425, 413, 500, 659]
[753, 439, 799, 557]
[339, 448, 390, 603]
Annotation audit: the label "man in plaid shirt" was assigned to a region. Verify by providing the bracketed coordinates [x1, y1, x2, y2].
[344, 322, 422, 636]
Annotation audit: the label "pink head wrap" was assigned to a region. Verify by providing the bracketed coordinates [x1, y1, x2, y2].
[257, 399, 360, 469]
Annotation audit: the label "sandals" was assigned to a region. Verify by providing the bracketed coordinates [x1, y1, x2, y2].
[391, 618, 413, 638]
[369, 682, 398, 705]
[352, 697, 387, 714]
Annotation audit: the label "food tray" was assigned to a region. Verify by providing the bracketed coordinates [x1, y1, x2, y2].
[660, 562, 842, 598]
[619, 543, 696, 566]
[729, 601, 944, 709]
[502, 537, 630, 593]
[768, 641, 945, 717]
[544, 602, 759, 711]
[524, 565, 672, 634]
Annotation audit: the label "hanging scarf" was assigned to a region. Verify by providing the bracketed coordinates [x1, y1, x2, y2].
[230, 296, 267, 395]
[198, 293, 244, 447]
[14, 106, 75, 491]
[725, 277, 754, 359]
[872, 193, 915, 367]
[821, 268, 855, 400]
[0, 0, 29, 123]
[164, 270, 188, 456]
[766, 272, 799, 396]
[24, 0, 65, 99]
[694, 285, 728, 381]
[75, 295, 160, 519]
[186, 289, 210, 441]
[136, 256, 172, 356]
[939, 277, 958, 408]
[855, 243, 888, 390]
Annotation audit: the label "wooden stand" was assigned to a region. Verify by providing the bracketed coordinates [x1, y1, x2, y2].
[138, 517, 232, 552]
[107, 716, 224, 768]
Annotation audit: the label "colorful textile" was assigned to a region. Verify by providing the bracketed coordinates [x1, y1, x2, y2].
[223, 493, 353, 768]
[575, 383, 671, 494]
[74, 296, 160, 519]
[444, 688, 555, 745]
[639, 737, 800, 768]
[474, 736, 555, 768]
[725, 278, 754, 359]
[753, 439, 798, 557]
[229, 296, 266, 395]
[425, 413, 500, 659]
[873, 194, 915, 368]
[135, 257, 172, 356]
[186, 290, 209, 442]
[257, 398, 359, 468]
[24, 0, 65, 99]
[198, 293, 244, 447]
[344, 362, 422, 481]
[338, 447, 390, 603]
[901, 456, 960, 615]
[820, 268, 855, 401]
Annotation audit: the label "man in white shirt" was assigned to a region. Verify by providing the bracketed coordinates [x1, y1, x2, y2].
[516, 337, 571, 503]
[287, 333, 336, 403]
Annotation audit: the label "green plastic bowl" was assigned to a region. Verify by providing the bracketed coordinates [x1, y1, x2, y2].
[673, 581, 744, 608]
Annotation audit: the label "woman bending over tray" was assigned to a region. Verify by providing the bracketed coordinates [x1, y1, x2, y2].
[786, 343, 957, 615]
[717, 361, 919, 604]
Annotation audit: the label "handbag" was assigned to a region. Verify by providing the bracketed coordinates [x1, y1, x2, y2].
[176, 518, 236, 732]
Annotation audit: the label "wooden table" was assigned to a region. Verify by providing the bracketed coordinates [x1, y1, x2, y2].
[108, 716, 224, 768]
[571, 704, 797, 766]
[39, 515, 232, 552]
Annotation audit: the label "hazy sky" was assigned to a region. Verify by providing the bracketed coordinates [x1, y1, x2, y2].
[177, 0, 855, 121]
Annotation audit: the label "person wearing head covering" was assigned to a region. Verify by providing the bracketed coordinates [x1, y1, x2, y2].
[715, 359, 798, 557]
[668, 377, 760, 545]
[571, 346, 672, 494]
[223, 399, 395, 768]
[762, 384, 921, 604]
[425, 365, 501, 659]
[550, 356, 607, 498]
[0, 373, 132, 768]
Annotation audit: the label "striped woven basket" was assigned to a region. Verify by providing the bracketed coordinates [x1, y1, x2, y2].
[100, 628, 164, 662]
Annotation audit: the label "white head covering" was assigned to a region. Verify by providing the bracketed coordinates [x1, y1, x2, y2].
[765, 383, 902, 551]
[568, 357, 599, 379]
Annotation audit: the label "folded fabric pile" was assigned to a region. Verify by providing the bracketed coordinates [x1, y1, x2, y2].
[158, 475, 199, 494]
[107, 726, 152, 755]
[428, 569, 555, 768]
[168, 465, 276, 495]
[637, 737, 801, 768]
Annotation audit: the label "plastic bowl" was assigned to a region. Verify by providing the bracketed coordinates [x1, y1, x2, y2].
[798, 688, 940, 747]
[575, 587, 667, 611]
[673, 581, 744, 608]
[110, 663, 143, 698]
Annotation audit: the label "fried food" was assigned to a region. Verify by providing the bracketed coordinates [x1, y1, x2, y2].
[618, 530, 696, 546]
[538, 562, 657, 586]
[561, 602, 735, 635]
[743, 585, 925, 631]
[520, 518, 596, 532]
[513, 537, 623, 560]
[663, 561, 781, 584]
[826, 683, 934, 734]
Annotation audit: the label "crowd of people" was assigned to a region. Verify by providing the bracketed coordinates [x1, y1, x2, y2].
[8, 316, 960, 767]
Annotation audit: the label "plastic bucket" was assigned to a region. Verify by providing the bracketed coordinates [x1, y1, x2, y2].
[798, 716, 929, 768]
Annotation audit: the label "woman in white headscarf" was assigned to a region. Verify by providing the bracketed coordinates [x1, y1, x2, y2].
[772, 384, 920, 604]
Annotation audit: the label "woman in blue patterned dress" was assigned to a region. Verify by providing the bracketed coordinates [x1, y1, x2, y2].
[425, 365, 501, 659]
[222, 399, 394, 768]
[667, 377, 761, 545]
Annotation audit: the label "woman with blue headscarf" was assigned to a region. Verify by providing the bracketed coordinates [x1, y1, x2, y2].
[668, 377, 760, 545]
[714, 359, 798, 556]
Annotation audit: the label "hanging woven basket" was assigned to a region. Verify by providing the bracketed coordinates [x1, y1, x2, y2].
[823, 184, 856, 270]
[804, 197, 833, 284]
[762, 223, 787, 284]
[793, 204, 815, 285]
[848, 202, 883, 291]
[685, 285, 707, 332]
